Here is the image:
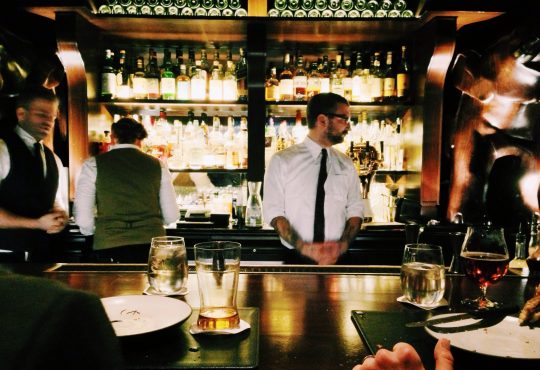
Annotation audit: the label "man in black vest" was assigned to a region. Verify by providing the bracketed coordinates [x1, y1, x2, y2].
[0, 87, 68, 261]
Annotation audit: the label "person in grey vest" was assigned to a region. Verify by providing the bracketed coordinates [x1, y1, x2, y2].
[74, 117, 179, 262]
[0, 87, 68, 262]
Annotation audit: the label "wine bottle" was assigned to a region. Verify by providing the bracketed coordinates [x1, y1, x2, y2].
[396, 45, 410, 102]
[293, 54, 308, 101]
[383, 51, 396, 102]
[100, 49, 116, 100]
[160, 48, 176, 100]
[279, 53, 294, 101]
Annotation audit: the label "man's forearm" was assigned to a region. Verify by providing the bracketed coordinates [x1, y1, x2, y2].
[270, 216, 304, 251]
[339, 217, 362, 247]
[0, 208, 39, 229]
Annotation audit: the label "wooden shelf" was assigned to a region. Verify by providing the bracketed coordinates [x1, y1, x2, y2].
[94, 100, 248, 117]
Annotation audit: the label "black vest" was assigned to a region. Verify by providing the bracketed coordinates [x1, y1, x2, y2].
[0, 130, 59, 257]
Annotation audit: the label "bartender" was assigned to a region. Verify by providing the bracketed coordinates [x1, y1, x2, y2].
[263, 93, 364, 265]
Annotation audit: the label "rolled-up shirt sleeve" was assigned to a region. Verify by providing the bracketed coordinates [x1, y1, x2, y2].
[346, 170, 364, 219]
[159, 160, 179, 225]
[73, 158, 97, 235]
[263, 154, 286, 225]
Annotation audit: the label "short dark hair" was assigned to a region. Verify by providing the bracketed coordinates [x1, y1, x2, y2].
[306, 93, 349, 128]
[15, 86, 59, 109]
[111, 117, 148, 144]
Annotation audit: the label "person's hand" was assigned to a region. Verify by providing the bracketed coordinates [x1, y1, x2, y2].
[38, 209, 68, 234]
[300, 241, 343, 265]
[352, 338, 453, 370]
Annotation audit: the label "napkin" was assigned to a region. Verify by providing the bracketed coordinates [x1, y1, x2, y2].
[189, 319, 250, 335]
[397, 295, 449, 310]
[143, 286, 189, 296]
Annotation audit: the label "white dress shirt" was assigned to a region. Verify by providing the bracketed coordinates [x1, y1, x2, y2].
[73, 144, 179, 235]
[0, 125, 67, 211]
[263, 136, 364, 248]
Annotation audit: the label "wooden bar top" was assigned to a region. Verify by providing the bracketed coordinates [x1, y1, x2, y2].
[2, 263, 539, 369]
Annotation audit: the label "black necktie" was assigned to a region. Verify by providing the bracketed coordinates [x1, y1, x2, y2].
[34, 142, 44, 178]
[313, 148, 327, 243]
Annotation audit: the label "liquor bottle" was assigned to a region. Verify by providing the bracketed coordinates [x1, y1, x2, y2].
[175, 64, 191, 100]
[292, 55, 308, 101]
[191, 67, 207, 100]
[306, 61, 321, 98]
[236, 47, 248, 102]
[223, 53, 238, 101]
[370, 51, 384, 102]
[330, 60, 344, 97]
[173, 47, 184, 76]
[100, 49, 116, 100]
[529, 213, 539, 258]
[351, 51, 370, 102]
[209, 64, 223, 101]
[115, 49, 131, 99]
[509, 222, 528, 272]
[187, 47, 196, 77]
[396, 45, 410, 102]
[145, 49, 161, 99]
[265, 64, 280, 101]
[132, 56, 147, 100]
[279, 53, 294, 101]
[343, 58, 353, 100]
[383, 51, 396, 102]
[319, 54, 330, 93]
[160, 48, 176, 100]
[199, 48, 211, 87]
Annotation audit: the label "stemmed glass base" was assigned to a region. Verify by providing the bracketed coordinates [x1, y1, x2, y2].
[461, 285, 499, 309]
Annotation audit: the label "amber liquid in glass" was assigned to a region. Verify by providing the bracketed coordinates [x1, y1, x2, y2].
[197, 307, 240, 330]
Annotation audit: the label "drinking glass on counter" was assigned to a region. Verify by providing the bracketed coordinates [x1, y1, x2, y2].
[460, 224, 509, 309]
[147, 236, 188, 295]
[400, 243, 446, 306]
[194, 241, 241, 330]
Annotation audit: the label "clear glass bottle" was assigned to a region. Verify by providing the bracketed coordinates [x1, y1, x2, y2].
[175, 64, 190, 100]
[383, 50, 396, 102]
[236, 47, 248, 102]
[279, 52, 294, 101]
[223, 54, 238, 101]
[529, 213, 539, 257]
[509, 222, 529, 274]
[306, 61, 321, 99]
[245, 181, 263, 228]
[265, 65, 280, 102]
[370, 51, 384, 102]
[293, 54, 308, 101]
[132, 56, 148, 100]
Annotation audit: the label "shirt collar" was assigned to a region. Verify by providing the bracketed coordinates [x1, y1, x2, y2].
[109, 143, 141, 151]
[15, 125, 41, 150]
[303, 136, 328, 160]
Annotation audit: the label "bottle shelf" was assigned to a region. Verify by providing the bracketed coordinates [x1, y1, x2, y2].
[95, 100, 248, 117]
[266, 101, 413, 117]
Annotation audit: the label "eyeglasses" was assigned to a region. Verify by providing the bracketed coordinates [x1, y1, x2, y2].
[323, 113, 352, 124]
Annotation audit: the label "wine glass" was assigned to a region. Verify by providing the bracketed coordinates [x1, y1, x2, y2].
[460, 224, 510, 309]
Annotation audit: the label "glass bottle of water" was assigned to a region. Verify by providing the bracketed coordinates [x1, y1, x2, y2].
[245, 181, 263, 228]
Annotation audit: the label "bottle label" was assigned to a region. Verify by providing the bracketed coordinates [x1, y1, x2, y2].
[383, 77, 396, 97]
[397, 73, 410, 97]
[176, 80, 190, 100]
[279, 79, 294, 100]
[161, 78, 176, 98]
[101, 73, 116, 97]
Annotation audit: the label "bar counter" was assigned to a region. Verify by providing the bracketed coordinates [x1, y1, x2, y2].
[2, 263, 539, 370]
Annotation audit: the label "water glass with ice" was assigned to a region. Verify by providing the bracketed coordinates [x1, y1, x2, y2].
[147, 236, 188, 295]
[400, 243, 445, 306]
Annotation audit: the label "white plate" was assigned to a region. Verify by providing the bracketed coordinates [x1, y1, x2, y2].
[101, 295, 192, 337]
[425, 313, 540, 359]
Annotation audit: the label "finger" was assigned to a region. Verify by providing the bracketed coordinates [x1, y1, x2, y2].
[434, 338, 454, 370]
[392, 342, 424, 368]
